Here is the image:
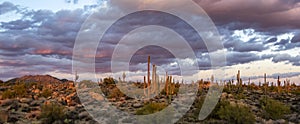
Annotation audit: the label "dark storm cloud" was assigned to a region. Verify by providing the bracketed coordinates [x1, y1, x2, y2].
[194, 0, 300, 30]
[1, 0, 300, 80]
[271, 54, 300, 66]
[291, 34, 300, 43]
[266, 38, 277, 43]
[0, 2, 19, 15]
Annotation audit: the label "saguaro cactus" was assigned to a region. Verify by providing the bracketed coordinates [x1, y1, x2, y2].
[211, 75, 214, 83]
[237, 70, 242, 91]
[122, 72, 126, 82]
[264, 73, 267, 94]
[165, 72, 169, 96]
[147, 56, 151, 98]
[277, 76, 281, 93]
[285, 79, 290, 93]
[151, 64, 158, 95]
[74, 71, 79, 82]
[144, 76, 147, 97]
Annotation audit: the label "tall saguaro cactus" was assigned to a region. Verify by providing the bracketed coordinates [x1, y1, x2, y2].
[237, 70, 242, 92]
[147, 56, 151, 98]
[277, 76, 281, 93]
[264, 73, 267, 94]
[151, 64, 159, 95]
[165, 72, 169, 96]
[75, 71, 79, 82]
[144, 76, 147, 97]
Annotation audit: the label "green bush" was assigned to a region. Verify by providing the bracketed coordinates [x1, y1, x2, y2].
[2, 90, 15, 99]
[41, 88, 52, 98]
[13, 83, 27, 98]
[260, 97, 291, 120]
[216, 100, 255, 124]
[136, 102, 167, 115]
[291, 88, 300, 95]
[40, 103, 66, 124]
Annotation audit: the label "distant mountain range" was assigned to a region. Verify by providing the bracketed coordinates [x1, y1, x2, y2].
[2, 75, 71, 84]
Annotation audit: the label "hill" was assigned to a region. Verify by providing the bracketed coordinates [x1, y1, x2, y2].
[5, 75, 69, 84]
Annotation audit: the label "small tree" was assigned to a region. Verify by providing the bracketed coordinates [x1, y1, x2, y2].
[40, 102, 66, 124]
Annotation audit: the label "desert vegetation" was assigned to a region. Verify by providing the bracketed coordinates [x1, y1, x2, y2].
[0, 67, 299, 123]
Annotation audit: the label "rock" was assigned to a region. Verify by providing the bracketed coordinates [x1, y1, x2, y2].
[288, 113, 298, 122]
[276, 119, 286, 124]
[19, 103, 30, 112]
[25, 110, 41, 119]
[89, 92, 104, 101]
[108, 98, 117, 102]
[228, 94, 234, 99]
[132, 103, 143, 108]
[30, 100, 42, 106]
[265, 119, 274, 124]
[0, 110, 8, 123]
[19, 98, 32, 104]
[79, 111, 90, 119]
[8, 112, 24, 123]
[0, 99, 14, 106]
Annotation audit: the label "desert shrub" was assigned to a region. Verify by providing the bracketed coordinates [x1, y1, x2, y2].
[291, 88, 300, 95]
[136, 102, 167, 115]
[260, 97, 291, 120]
[40, 102, 66, 124]
[26, 82, 38, 88]
[41, 88, 52, 98]
[216, 100, 255, 124]
[136, 102, 173, 124]
[80, 80, 97, 88]
[2, 90, 15, 99]
[103, 77, 116, 85]
[13, 83, 27, 98]
[107, 88, 125, 99]
[234, 92, 246, 100]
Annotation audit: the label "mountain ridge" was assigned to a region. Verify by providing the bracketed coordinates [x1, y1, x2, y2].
[4, 75, 71, 84]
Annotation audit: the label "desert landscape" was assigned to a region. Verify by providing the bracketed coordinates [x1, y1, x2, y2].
[0, 70, 299, 124]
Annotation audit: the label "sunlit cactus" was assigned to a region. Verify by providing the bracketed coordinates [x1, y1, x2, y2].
[277, 76, 281, 93]
[165, 72, 169, 96]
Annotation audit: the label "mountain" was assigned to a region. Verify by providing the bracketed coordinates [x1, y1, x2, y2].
[5, 75, 70, 84]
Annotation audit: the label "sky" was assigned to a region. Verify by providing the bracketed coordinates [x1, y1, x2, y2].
[0, 0, 300, 85]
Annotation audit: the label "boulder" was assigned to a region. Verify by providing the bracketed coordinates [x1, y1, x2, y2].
[78, 111, 90, 119]
[0, 99, 15, 106]
[19, 98, 32, 104]
[132, 103, 143, 108]
[89, 92, 104, 101]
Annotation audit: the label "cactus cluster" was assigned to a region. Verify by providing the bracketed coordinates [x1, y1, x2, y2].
[143, 56, 161, 98]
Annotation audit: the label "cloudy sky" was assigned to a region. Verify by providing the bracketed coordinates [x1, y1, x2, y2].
[0, 0, 300, 84]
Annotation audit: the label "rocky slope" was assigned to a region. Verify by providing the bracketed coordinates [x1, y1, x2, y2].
[0, 76, 299, 124]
